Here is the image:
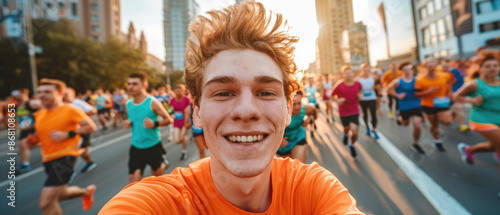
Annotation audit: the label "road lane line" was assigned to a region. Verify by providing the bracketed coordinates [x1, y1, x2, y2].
[0, 133, 131, 188]
[358, 120, 471, 215]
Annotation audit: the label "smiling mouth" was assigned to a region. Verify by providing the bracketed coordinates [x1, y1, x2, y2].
[224, 134, 269, 145]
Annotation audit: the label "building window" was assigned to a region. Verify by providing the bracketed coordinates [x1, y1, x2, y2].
[479, 21, 500, 32]
[427, 1, 435, 16]
[445, 15, 454, 38]
[437, 19, 446, 42]
[70, 2, 77, 17]
[440, 49, 447, 57]
[434, 52, 440, 58]
[477, 0, 500, 14]
[92, 4, 98, 11]
[429, 22, 437, 44]
[92, 15, 99, 21]
[423, 27, 431, 47]
[435, 0, 442, 11]
[92, 36, 101, 41]
[92, 25, 100, 32]
[420, 7, 427, 20]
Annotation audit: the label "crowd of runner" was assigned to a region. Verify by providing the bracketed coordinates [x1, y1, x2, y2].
[1, 43, 499, 213]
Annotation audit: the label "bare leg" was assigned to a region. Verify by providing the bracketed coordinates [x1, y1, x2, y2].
[128, 169, 142, 183]
[80, 147, 93, 163]
[180, 127, 188, 150]
[350, 123, 359, 144]
[437, 110, 453, 126]
[151, 162, 167, 176]
[425, 113, 440, 141]
[194, 136, 207, 159]
[39, 186, 64, 215]
[412, 116, 423, 145]
[58, 185, 88, 201]
[19, 138, 32, 164]
[290, 145, 307, 163]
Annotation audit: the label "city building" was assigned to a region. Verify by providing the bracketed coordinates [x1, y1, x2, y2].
[413, 0, 500, 60]
[163, 0, 199, 72]
[315, 0, 354, 74]
[340, 22, 370, 70]
[121, 21, 164, 74]
[0, 0, 121, 42]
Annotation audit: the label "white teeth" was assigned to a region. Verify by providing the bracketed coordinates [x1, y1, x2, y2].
[227, 135, 265, 143]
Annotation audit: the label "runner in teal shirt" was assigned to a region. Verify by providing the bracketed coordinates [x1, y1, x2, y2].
[277, 90, 314, 163]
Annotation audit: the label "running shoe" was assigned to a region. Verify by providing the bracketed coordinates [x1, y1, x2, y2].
[16, 164, 32, 175]
[411, 144, 425, 154]
[459, 125, 469, 132]
[366, 128, 371, 136]
[388, 111, 394, 119]
[180, 151, 187, 160]
[81, 162, 97, 173]
[82, 184, 96, 211]
[457, 143, 474, 164]
[343, 134, 349, 145]
[372, 130, 380, 140]
[349, 144, 357, 158]
[434, 142, 445, 152]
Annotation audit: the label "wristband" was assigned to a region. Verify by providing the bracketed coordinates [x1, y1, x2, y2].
[68, 131, 77, 138]
[154, 121, 160, 128]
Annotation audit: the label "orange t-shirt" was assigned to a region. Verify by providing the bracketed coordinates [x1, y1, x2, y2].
[34, 104, 89, 162]
[414, 73, 454, 108]
[100, 157, 363, 215]
[381, 70, 403, 88]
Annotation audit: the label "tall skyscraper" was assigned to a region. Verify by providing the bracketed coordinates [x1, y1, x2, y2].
[341, 21, 370, 70]
[163, 0, 199, 73]
[315, 0, 354, 74]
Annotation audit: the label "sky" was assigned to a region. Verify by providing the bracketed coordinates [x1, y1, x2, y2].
[121, 0, 416, 69]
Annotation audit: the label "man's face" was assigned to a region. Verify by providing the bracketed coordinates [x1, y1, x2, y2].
[97, 89, 103, 96]
[63, 90, 75, 103]
[441, 61, 450, 72]
[194, 49, 292, 177]
[127, 78, 145, 96]
[37, 85, 60, 107]
[292, 94, 303, 115]
[174, 87, 184, 97]
[343, 69, 355, 80]
[426, 59, 437, 72]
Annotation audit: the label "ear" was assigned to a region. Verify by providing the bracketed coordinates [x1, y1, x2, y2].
[193, 100, 203, 128]
[285, 98, 293, 126]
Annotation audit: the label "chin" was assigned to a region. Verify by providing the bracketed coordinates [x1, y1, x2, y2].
[222, 157, 273, 178]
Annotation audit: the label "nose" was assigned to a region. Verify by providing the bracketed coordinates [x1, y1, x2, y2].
[229, 89, 261, 122]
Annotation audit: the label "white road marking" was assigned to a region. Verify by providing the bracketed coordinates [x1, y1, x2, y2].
[359, 120, 471, 215]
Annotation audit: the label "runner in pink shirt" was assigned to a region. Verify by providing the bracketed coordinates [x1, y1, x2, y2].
[169, 84, 191, 160]
[331, 65, 362, 158]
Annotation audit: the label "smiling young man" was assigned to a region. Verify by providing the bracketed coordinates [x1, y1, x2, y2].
[100, 2, 362, 214]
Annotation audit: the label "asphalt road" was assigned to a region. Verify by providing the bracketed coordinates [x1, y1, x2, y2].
[0, 101, 498, 215]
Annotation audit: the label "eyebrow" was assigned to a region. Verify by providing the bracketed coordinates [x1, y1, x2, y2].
[204, 75, 283, 89]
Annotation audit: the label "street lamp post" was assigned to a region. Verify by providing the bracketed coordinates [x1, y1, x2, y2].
[23, 0, 38, 92]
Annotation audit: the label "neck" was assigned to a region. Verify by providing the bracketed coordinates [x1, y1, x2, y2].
[46, 100, 63, 110]
[426, 70, 436, 78]
[210, 159, 273, 213]
[403, 73, 412, 80]
[133, 91, 148, 103]
[480, 74, 499, 84]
